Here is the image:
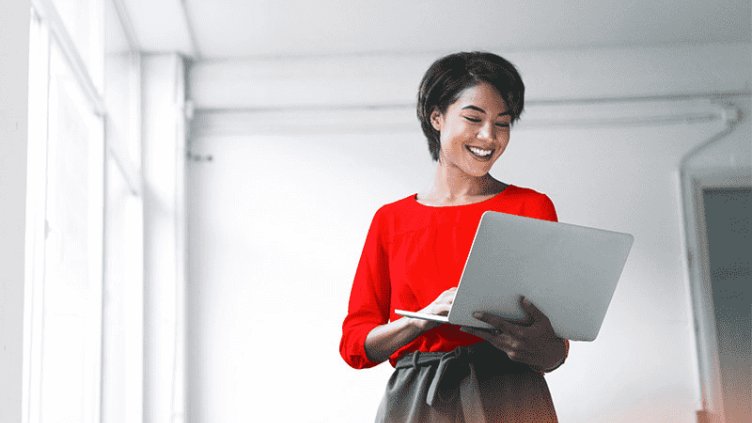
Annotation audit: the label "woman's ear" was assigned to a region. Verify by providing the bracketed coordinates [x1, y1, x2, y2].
[430, 109, 443, 131]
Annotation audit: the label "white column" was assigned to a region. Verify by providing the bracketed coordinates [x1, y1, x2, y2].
[0, 2, 30, 423]
[141, 53, 187, 423]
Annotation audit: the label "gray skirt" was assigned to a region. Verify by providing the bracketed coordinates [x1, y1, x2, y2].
[375, 342, 558, 423]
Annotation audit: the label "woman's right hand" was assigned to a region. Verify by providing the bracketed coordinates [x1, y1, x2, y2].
[411, 287, 457, 331]
[364, 287, 457, 363]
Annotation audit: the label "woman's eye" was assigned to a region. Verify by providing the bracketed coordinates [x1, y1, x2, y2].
[463, 116, 481, 123]
[495, 123, 510, 128]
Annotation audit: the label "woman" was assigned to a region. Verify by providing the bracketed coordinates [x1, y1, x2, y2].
[340, 52, 569, 423]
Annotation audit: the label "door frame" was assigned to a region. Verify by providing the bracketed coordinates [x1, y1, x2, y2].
[681, 166, 752, 423]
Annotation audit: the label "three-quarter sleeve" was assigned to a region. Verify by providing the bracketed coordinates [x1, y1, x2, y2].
[339, 208, 391, 369]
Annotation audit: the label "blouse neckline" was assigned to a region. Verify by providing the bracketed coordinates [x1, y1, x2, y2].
[411, 184, 515, 209]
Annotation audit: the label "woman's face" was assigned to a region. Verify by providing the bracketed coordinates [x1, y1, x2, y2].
[431, 82, 512, 177]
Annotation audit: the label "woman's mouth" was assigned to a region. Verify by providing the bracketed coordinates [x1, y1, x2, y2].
[466, 145, 494, 160]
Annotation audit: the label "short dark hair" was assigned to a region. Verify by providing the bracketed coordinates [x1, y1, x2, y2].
[416, 51, 525, 161]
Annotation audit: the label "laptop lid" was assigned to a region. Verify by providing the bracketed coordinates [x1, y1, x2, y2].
[445, 211, 633, 341]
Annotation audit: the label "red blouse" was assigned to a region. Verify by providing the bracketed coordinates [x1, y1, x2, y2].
[339, 185, 559, 369]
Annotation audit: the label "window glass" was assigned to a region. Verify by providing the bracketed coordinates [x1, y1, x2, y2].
[52, 0, 104, 91]
[39, 39, 104, 423]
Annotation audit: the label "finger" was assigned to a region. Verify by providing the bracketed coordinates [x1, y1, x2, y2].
[473, 312, 525, 336]
[461, 328, 519, 354]
[520, 297, 548, 323]
[433, 304, 452, 315]
[505, 349, 533, 363]
[441, 290, 457, 302]
[472, 311, 508, 328]
[488, 334, 529, 362]
[497, 318, 532, 339]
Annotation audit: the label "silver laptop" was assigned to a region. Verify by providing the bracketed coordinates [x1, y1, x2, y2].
[396, 211, 634, 341]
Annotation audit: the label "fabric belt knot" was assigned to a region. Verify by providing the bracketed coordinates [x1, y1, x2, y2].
[386, 343, 551, 423]
[424, 347, 487, 423]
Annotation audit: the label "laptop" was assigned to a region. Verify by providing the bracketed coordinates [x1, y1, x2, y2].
[395, 211, 634, 341]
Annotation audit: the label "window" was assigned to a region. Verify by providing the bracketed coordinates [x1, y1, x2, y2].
[25, 1, 142, 422]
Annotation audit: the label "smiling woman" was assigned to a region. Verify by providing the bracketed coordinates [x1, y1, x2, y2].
[429, 83, 512, 177]
[340, 52, 568, 422]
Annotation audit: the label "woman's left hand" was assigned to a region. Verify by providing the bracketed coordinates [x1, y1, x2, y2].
[460, 297, 567, 372]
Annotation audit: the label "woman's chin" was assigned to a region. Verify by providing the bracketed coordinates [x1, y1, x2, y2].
[463, 161, 496, 178]
[438, 156, 497, 178]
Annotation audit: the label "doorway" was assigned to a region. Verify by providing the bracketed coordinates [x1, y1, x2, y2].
[702, 187, 751, 423]
[684, 169, 752, 423]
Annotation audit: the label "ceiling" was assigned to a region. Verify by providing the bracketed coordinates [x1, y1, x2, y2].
[120, 0, 751, 60]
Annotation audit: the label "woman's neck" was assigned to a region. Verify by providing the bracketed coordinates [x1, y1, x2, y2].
[419, 163, 506, 206]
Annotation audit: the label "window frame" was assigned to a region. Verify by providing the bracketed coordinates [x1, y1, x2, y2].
[24, 1, 142, 422]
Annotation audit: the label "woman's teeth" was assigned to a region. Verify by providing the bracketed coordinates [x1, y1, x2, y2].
[468, 146, 492, 157]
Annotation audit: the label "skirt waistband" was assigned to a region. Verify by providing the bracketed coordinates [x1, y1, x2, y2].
[395, 341, 528, 372]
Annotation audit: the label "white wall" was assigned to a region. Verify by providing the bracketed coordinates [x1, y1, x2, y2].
[186, 43, 751, 423]
[0, 2, 30, 422]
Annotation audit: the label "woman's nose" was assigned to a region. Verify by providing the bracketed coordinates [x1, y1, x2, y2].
[477, 122, 494, 141]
